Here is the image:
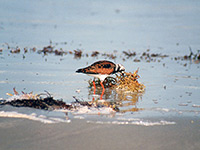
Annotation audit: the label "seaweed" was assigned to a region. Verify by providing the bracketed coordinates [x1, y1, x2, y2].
[88, 69, 145, 93]
[91, 51, 100, 57]
[174, 47, 200, 62]
[123, 50, 136, 58]
[10, 47, 20, 53]
[116, 69, 145, 93]
[74, 49, 82, 58]
[0, 97, 72, 110]
[0, 89, 119, 112]
[3, 42, 200, 65]
[183, 47, 200, 62]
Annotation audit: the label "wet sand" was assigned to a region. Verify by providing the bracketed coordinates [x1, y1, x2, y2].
[0, 117, 199, 150]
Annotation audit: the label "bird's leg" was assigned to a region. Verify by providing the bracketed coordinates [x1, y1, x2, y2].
[100, 81, 105, 91]
[100, 81, 105, 100]
[93, 80, 96, 95]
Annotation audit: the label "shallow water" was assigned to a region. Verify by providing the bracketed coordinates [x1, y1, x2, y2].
[0, 0, 200, 124]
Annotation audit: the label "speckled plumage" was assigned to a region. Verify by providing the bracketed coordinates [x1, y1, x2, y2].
[76, 60, 116, 75]
[76, 60, 125, 81]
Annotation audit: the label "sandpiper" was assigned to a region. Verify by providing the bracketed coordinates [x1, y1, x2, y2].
[76, 60, 125, 92]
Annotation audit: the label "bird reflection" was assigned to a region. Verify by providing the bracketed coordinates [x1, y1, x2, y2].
[88, 86, 144, 113]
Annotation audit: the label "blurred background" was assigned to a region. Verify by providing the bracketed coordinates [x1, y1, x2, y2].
[1, 0, 200, 54]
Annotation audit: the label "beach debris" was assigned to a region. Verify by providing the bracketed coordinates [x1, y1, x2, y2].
[2, 88, 72, 110]
[1, 88, 120, 112]
[38, 45, 54, 55]
[10, 47, 20, 53]
[74, 49, 82, 58]
[174, 47, 200, 64]
[2, 42, 200, 65]
[37, 47, 83, 57]
[122, 49, 169, 63]
[37, 45, 67, 56]
[139, 51, 168, 62]
[88, 69, 145, 93]
[183, 48, 200, 63]
[6, 88, 38, 101]
[72, 96, 120, 112]
[123, 50, 136, 58]
[91, 51, 100, 57]
[30, 47, 37, 52]
[116, 69, 145, 93]
[1, 96, 72, 110]
[24, 47, 28, 53]
[101, 52, 116, 59]
[54, 48, 66, 56]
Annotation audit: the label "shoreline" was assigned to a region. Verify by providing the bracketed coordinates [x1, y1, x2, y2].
[0, 116, 199, 150]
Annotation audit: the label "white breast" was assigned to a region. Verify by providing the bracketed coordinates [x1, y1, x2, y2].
[87, 74, 109, 81]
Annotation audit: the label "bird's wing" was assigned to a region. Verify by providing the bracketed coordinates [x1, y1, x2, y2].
[84, 61, 116, 74]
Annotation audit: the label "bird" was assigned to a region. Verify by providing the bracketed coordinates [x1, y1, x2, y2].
[76, 60, 125, 97]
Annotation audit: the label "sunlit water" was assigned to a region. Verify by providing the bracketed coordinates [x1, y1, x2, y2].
[0, 0, 200, 124]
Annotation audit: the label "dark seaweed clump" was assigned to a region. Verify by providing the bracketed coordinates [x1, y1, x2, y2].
[2, 42, 200, 66]
[0, 97, 72, 110]
[0, 94, 119, 112]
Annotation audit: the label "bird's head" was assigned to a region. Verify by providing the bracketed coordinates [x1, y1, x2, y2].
[115, 64, 125, 74]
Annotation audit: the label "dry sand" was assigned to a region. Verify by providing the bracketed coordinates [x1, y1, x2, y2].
[0, 117, 200, 150]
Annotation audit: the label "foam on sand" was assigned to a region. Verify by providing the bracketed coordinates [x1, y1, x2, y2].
[0, 111, 70, 124]
[87, 119, 176, 126]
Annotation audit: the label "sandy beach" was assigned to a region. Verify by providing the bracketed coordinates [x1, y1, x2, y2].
[0, 117, 199, 150]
